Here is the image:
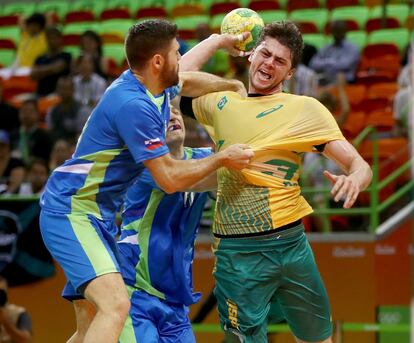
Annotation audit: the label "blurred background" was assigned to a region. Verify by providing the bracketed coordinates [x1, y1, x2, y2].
[0, 0, 412, 342]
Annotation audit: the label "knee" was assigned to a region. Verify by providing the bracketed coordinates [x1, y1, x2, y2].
[102, 292, 130, 319]
[114, 293, 131, 319]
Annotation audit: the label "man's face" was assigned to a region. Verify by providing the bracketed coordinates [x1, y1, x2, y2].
[57, 79, 74, 100]
[19, 103, 39, 128]
[248, 37, 294, 95]
[28, 163, 48, 191]
[27, 22, 42, 36]
[331, 21, 346, 43]
[46, 31, 62, 51]
[160, 39, 180, 88]
[166, 107, 185, 147]
[79, 55, 94, 77]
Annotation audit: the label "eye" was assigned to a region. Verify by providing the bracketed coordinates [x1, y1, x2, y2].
[261, 50, 270, 58]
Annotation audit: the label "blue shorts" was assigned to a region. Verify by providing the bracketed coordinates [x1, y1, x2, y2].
[39, 210, 120, 300]
[119, 288, 195, 343]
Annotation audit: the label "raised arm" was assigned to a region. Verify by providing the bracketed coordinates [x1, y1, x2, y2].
[144, 144, 252, 194]
[180, 33, 250, 72]
[179, 71, 246, 98]
[322, 139, 372, 208]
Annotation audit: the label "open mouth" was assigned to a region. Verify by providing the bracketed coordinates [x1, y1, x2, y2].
[258, 69, 272, 80]
[167, 124, 181, 132]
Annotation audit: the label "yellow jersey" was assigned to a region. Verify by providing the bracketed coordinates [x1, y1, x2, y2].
[192, 91, 345, 236]
[17, 31, 48, 67]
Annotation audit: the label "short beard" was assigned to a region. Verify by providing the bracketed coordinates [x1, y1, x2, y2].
[161, 64, 179, 89]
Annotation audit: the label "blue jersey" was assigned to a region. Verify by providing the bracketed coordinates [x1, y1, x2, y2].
[118, 147, 213, 306]
[40, 70, 179, 221]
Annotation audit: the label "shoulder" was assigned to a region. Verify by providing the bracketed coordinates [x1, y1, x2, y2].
[301, 95, 322, 106]
[119, 96, 155, 115]
[344, 40, 359, 50]
[279, 91, 308, 103]
[93, 73, 107, 84]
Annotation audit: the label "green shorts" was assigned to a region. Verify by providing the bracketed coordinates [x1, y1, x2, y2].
[213, 224, 332, 343]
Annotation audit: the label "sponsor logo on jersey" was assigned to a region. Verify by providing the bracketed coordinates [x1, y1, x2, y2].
[217, 139, 225, 151]
[256, 104, 284, 118]
[217, 96, 228, 110]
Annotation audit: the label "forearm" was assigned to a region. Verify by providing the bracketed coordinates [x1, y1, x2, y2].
[179, 71, 245, 98]
[146, 153, 224, 194]
[186, 171, 217, 192]
[180, 34, 223, 72]
[31, 61, 66, 79]
[347, 156, 372, 191]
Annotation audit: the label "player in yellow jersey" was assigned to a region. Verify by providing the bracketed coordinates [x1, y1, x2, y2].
[179, 21, 372, 343]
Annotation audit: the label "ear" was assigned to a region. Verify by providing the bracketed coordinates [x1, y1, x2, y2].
[284, 68, 295, 81]
[152, 54, 165, 72]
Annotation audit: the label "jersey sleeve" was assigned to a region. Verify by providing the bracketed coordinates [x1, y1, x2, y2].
[288, 97, 345, 152]
[115, 99, 169, 164]
[166, 85, 181, 100]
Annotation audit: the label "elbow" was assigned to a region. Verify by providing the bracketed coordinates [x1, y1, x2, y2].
[367, 164, 373, 185]
[362, 161, 373, 190]
[161, 184, 177, 194]
[156, 176, 180, 194]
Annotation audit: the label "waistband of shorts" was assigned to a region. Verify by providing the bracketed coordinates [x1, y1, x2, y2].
[213, 219, 302, 239]
[215, 223, 305, 251]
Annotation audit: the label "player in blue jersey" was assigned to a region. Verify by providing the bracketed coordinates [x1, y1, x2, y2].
[39, 19, 253, 343]
[117, 106, 216, 342]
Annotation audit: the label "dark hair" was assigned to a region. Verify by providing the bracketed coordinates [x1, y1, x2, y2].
[256, 21, 303, 68]
[26, 13, 46, 29]
[125, 19, 177, 70]
[81, 30, 103, 56]
[28, 158, 50, 174]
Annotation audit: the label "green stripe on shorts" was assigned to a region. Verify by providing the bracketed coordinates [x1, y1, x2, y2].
[68, 214, 117, 276]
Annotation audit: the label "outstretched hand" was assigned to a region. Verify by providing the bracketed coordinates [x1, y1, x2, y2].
[323, 170, 360, 209]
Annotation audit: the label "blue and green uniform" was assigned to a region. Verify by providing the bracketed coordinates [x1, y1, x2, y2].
[39, 70, 179, 299]
[118, 147, 212, 343]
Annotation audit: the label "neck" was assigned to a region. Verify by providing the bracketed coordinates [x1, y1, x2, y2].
[248, 82, 284, 96]
[81, 74, 91, 81]
[132, 69, 163, 96]
[169, 143, 184, 160]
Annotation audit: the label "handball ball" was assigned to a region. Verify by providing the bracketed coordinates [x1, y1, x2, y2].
[220, 8, 264, 52]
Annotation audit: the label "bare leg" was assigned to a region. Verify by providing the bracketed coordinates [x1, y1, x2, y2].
[67, 299, 96, 343]
[82, 273, 130, 343]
